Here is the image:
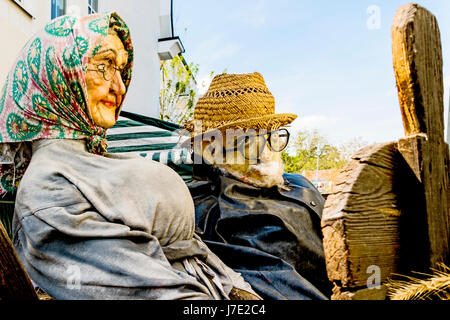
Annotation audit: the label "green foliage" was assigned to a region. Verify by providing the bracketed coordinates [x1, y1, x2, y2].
[282, 129, 369, 174]
[159, 55, 199, 125]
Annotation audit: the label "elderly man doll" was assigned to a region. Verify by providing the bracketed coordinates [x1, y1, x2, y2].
[183, 73, 332, 300]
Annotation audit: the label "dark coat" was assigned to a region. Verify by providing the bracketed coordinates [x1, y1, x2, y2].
[188, 164, 333, 300]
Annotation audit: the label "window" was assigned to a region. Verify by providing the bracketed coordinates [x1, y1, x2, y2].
[88, 0, 98, 14]
[51, 0, 66, 19]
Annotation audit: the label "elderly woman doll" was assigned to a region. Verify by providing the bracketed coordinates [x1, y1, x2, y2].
[184, 73, 332, 300]
[0, 13, 259, 300]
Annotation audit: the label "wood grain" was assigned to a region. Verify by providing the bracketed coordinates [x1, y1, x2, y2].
[322, 143, 402, 290]
[392, 3, 450, 267]
[321, 3, 449, 300]
[322, 141, 429, 298]
[331, 285, 388, 301]
[0, 220, 38, 300]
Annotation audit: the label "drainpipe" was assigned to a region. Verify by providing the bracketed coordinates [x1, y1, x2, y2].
[170, 0, 174, 37]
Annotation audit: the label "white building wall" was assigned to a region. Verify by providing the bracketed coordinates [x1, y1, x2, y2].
[99, 0, 162, 117]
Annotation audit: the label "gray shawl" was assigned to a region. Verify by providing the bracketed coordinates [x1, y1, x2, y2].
[12, 139, 256, 300]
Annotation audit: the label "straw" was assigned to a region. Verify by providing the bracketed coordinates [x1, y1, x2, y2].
[387, 263, 450, 300]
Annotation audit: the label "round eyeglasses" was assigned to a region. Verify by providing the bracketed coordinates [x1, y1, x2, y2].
[87, 59, 124, 81]
[224, 129, 290, 161]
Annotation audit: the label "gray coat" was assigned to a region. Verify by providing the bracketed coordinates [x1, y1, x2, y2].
[12, 139, 257, 300]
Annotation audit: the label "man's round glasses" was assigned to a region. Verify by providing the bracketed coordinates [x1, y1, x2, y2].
[223, 129, 290, 161]
[87, 59, 123, 81]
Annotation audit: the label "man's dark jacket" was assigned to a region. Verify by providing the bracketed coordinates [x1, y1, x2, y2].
[188, 164, 332, 300]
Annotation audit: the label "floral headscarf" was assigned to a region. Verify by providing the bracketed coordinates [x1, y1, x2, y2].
[0, 12, 133, 195]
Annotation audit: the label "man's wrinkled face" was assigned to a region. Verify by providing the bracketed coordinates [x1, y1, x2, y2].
[201, 129, 286, 188]
[85, 33, 128, 129]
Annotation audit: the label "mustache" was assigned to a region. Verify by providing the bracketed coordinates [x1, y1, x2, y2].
[248, 160, 284, 176]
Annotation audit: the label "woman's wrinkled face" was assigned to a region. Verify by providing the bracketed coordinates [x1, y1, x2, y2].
[85, 33, 128, 129]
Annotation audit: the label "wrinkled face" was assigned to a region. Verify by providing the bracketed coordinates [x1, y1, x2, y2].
[85, 33, 128, 129]
[201, 129, 286, 188]
[223, 144, 285, 188]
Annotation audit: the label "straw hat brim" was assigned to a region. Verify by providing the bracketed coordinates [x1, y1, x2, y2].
[182, 113, 297, 145]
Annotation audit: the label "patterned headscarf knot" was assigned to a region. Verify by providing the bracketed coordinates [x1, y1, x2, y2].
[87, 128, 108, 155]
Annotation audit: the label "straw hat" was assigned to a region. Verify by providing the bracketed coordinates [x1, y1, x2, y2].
[183, 72, 297, 139]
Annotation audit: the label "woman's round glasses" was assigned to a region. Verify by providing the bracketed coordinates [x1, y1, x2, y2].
[224, 129, 290, 161]
[88, 59, 123, 81]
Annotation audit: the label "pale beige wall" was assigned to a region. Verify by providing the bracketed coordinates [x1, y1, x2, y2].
[30, 0, 51, 33]
[0, 0, 95, 88]
[0, 0, 34, 87]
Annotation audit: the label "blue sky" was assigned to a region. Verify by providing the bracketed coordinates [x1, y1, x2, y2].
[173, 0, 450, 145]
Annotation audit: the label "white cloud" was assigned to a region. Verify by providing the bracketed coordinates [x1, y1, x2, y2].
[281, 114, 345, 153]
[208, 44, 240, 62]
[192, 35, 240, 65]
[288, 115, 343, 134]
[231, 1, 267, 28]
[385, 89, 397, 97]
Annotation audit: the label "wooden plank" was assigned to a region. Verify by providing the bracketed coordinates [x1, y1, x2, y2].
[0, 220, 38, 300]
[392, 3, 450, 267]
[322, 143, 401, 290]
[331, 285, 388, 301]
